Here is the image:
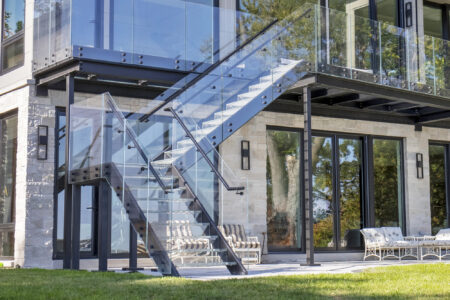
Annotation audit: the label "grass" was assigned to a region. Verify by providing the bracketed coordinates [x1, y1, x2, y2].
[0, 264, 448, 299]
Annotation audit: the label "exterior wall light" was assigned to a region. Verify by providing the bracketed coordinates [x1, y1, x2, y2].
[241, 140, 250, 170]
[37, 125, 48, 160]
[416, 153, 424, 179]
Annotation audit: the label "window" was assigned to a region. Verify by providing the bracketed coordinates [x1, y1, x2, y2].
[266, 128, 302, 251]
[373, 138, 404, 228]
[429, 143, 449, 235]
[0, 112, 17, 258]
[1, 0, 25, 72]
[424, 1, 450, 40]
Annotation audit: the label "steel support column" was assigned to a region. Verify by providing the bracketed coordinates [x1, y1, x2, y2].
[98, 180, 110, 271]
[63, 75, 75, 269]
[128, 224, 138, 272]
[301, 87, 320, 267]
[71, 185, 81, 269]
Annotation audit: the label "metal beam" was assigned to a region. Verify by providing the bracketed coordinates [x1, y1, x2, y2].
[307, 74, 450, 110]
[314, 93, 360, 106]
[301, 87, 319, 267]
[417, 111, 450, 124]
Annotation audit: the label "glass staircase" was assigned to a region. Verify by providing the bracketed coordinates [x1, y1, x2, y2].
[69, 5, 315, 276]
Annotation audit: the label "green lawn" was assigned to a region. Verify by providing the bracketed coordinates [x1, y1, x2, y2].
[0, 264, 448, 299]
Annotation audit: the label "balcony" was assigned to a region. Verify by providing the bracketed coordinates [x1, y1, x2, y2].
[33, 2, 450, 101]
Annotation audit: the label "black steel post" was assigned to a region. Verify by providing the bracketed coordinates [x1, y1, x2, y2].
[98, 180, 110, 271]
[63, 75, 75, 269]
[71, 185, 81, 269]
[128, 224, 138, 272]
[301, 87, 320, 267]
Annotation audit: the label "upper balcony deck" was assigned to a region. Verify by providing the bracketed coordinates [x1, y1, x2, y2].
[33, 2, 450, 102]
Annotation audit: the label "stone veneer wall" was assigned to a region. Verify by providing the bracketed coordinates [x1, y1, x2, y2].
[220, 110, 450, 254]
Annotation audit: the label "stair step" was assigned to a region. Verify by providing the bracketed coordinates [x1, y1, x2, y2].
[225, 98, 253, 110]
[164, 147, 191, 159]
[151, 158, 176, 167]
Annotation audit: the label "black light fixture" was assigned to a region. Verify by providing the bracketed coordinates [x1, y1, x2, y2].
[37, 125, 48, 160]
[241, 140, 250, 170]
[416, 153, 424, 179]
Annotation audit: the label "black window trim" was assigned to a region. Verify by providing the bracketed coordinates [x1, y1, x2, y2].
[423, 0, 450, 41]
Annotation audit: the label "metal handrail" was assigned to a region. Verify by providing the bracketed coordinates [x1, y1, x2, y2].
[104, 95, 168, 191]
[138, 17, 279, 123]
[168, 107, 245, 192]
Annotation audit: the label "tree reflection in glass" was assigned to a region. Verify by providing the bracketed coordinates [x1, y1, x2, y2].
[429, 145, 448, 235]
[373, 139, 403, 228]
[338, 138, 362, 250]
[266, 130, 301, 250]
[312, 136, 334, 249]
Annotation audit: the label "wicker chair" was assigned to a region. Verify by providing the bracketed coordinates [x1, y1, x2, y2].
[419, 228, 450, 260]
[218, 224, 261, 264]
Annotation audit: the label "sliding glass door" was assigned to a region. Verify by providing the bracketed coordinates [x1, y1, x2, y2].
[266, 128, 302, 251]
[312, 135, 363, 251]
[429, 143, 449, 235]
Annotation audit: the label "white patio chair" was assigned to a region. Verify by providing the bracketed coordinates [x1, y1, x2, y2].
[218, 224, 261, 264]
[419, 228, 450, 260]
[381, 227, 419, 260]
[360, 228, 385, 261]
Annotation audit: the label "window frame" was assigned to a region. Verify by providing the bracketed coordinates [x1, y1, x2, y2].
[424, 0, 450, 41]
[0, 109, 18, 260]
[0, 0, 25, 74]
[428, 141, 450, 234]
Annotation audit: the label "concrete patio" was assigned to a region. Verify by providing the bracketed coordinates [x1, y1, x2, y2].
[125, 260, 449, 280]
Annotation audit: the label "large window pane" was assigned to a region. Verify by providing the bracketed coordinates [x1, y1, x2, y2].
[312, 136, 335, 249]
[2, 37, 24, 70]
[338, 138, 363, 250]
[424, 5, 443, 39]
[373, 139, 403, 228]
[266, 129, 301, 250]
[429, 144, 448, 235]
[0, 114, 17, 225]
[2, 0, 25, 39]
[0, 231, 14, 257]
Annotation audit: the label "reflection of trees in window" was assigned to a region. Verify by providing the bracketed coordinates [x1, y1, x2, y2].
[338, 139, 362, 249]
[311, 137, 334, 248]
[266, 130, 300, 249]
[373, 139, 402, 227]
[429, 145, 448, 235]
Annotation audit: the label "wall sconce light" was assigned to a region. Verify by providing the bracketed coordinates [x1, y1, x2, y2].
[416, 153, 423, 179]
[37, 125, 48, 160]
[241, 140, 250, 170]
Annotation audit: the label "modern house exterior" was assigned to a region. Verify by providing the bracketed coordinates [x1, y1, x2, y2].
[0, 0, 449, 276]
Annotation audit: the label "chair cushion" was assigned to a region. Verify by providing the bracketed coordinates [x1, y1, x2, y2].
[382, 227, 404, 243]
[234, 241, 261, 249]
[221, 224, 248, 243]
[420, 240, 450, 247]
[435, 228, 450, 241]
[360, 228, 386, 246]
[385, 240, 418, 248]
[178, 238, 210, 250]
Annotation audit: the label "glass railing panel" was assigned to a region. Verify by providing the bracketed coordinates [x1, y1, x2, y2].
[379, 23, 406, 89]
[434, 37, 450, 98]
[69, 95, 106, 181]
[317, 6, 350, 78]
[348, 13, 380, 84]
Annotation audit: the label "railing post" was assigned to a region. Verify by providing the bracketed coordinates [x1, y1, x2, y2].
[301, 87, 320, 267]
